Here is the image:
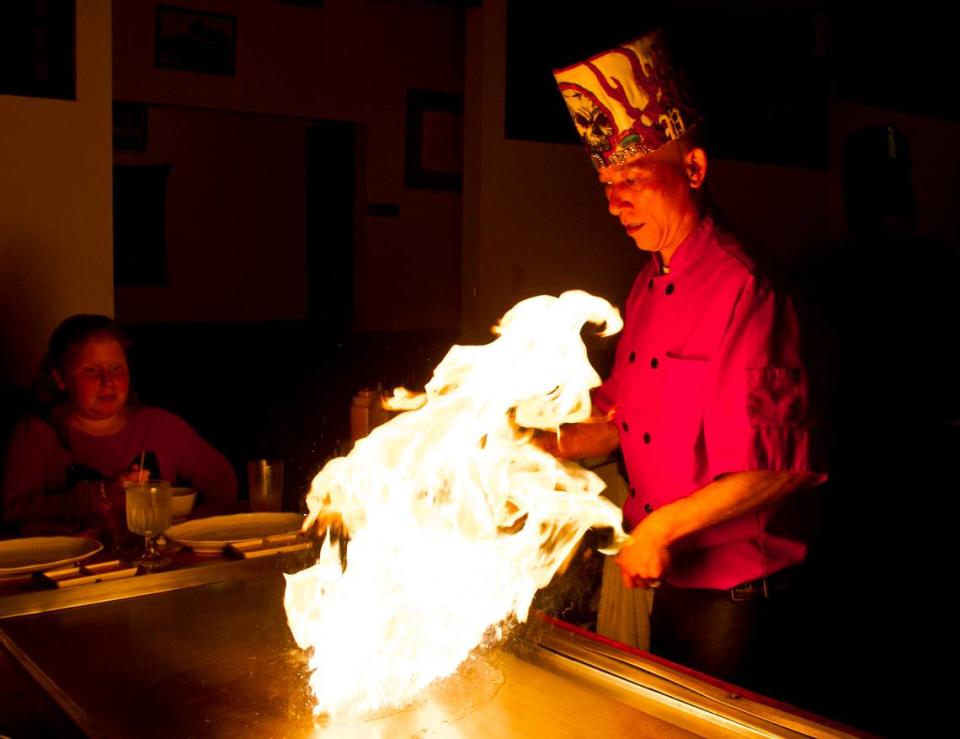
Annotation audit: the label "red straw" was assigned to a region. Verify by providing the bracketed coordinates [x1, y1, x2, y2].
[137, 450, 146, 483]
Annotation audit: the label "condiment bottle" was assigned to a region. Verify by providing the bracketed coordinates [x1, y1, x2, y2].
[350, 389, 376, 442]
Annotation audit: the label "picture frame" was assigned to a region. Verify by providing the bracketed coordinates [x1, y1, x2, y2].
[404, 89, 464, 191]
[113, 101, 148, 151]
[0, 0, 76, 100]
[155, 5, 237, 76]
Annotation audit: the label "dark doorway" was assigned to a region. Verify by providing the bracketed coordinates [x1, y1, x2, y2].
[306, 121, 359, 327]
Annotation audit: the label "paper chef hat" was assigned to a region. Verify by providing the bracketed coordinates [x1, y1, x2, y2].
[554, 30, 702, 169]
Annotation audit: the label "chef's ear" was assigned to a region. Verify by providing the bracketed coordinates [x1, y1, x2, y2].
[684, 147, 708, 190]
[51, 368, 66, 393]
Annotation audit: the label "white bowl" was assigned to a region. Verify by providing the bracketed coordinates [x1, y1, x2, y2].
[170, 487, 197, 519]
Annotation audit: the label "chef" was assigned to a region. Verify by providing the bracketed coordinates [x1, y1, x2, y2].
[543, 30, 826, 692]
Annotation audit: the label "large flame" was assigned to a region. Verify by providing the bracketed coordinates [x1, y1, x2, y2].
[284, 290, 627, 718]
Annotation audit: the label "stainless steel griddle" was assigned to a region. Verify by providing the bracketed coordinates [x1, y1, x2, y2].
[0, 558, 858, 738]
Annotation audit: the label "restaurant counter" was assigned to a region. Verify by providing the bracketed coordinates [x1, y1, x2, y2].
[0, 555, 861, 738]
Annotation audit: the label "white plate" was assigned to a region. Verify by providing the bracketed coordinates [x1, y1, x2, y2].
[164, 513, 305, 552]
[0, 536, 104, 576]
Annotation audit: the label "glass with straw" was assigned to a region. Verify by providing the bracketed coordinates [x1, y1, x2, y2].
[125, 452, 172, 570]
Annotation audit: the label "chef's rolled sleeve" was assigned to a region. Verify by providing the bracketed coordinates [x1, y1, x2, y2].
[703, 278, 821, 480]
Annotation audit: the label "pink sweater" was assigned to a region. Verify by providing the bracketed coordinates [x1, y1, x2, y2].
[2, 406, 237, 529]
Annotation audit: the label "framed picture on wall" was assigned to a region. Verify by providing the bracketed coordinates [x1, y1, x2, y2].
[113, 101, 148, 151]
[0, 0, 75, 99]
[155, 5, 237, 76]
[405, 89, 464, 191]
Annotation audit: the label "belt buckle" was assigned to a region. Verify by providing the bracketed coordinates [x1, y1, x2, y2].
[730, 578, 769, 602]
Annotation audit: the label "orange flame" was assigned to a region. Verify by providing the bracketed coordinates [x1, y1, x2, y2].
[284, 290, 627, 718]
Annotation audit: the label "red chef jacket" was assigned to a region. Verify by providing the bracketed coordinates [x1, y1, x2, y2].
[594, 216, 823, 589]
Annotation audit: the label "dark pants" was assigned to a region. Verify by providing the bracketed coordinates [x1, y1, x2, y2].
[649, 567, 812, 702]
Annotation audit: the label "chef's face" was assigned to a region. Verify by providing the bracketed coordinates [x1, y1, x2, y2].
[56, 336, 131, 421]
[598, 141, 706, 261]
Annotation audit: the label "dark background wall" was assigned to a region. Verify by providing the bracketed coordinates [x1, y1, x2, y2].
[114, 107, 310, 322]
[111, 0, 465, 332]
[464, 1, 960, 341]
[0, 1, 113, 388]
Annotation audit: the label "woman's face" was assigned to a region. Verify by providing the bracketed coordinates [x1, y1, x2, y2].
[56, 336, 130, 421]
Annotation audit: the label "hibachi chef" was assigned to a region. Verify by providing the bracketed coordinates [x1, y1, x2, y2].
[541, 29, 826, 694]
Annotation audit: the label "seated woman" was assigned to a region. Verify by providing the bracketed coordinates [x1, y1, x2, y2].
[2, 315, 238, 537]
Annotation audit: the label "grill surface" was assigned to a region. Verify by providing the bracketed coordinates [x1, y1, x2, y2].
[0, 558, 856, 738]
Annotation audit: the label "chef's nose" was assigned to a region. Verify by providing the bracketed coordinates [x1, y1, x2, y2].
[606, 184, 632, 216]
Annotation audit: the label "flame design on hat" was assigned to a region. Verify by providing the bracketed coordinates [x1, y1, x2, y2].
[554, 31, 701, 169]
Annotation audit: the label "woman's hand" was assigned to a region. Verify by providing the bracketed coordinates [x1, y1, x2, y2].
[73, 481, 115, 527]
[73, 479, 128, 548]
[112, 464, 147, 486]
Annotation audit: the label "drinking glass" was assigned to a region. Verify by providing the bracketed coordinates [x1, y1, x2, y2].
[125, 480, 172, 570]
[247, 459, 284, 512]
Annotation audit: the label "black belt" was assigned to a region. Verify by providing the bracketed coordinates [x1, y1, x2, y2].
[729, 566, 804, 602]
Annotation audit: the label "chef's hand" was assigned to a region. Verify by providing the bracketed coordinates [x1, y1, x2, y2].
[530, 428, 562, 456]
[303, 511, 350, 571]
[530, 420, 620, 460]
[304, 511, 348, 541]
[614, 516, 672, 589]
